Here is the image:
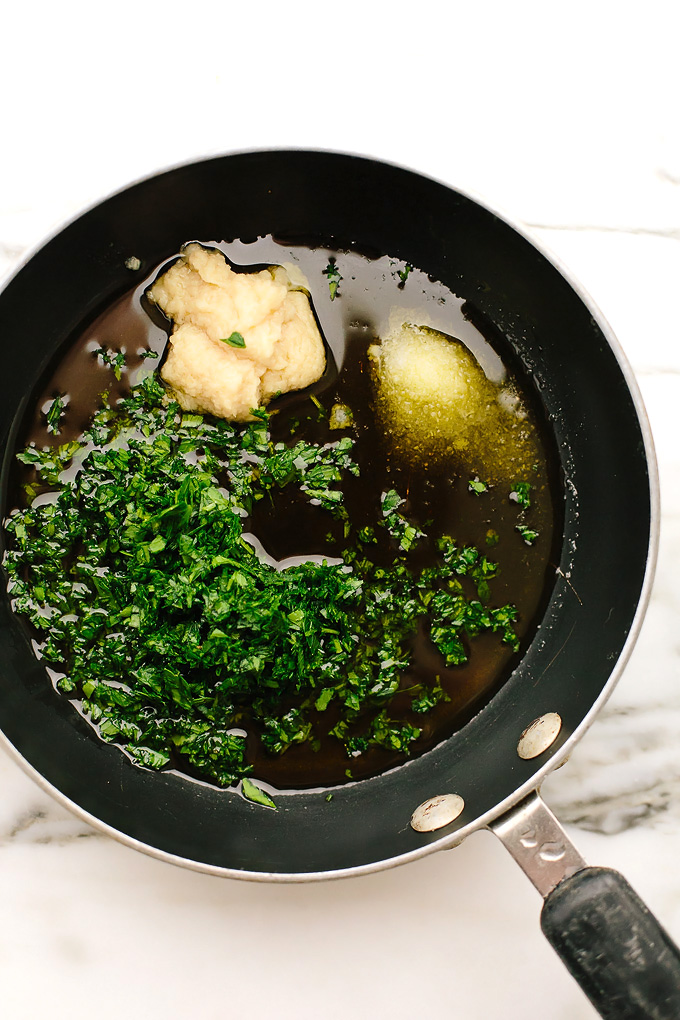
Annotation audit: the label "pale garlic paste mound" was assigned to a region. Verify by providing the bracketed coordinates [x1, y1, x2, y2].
[368, 323, 538, 481]
[148, 243, 326, 420]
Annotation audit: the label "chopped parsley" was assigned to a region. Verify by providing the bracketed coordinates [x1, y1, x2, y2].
[410, 676, 450, 714]
[516, 524, 539, 545]
[241, 777, 276, 809]
[396, 263, 413, 284]
[323, 258, 342, 300]
[468, 477, 488, 495]
[379, 489, 425, 551]
[95, 346, 127, 380]
[509, 482, 531, 509]
[4, 375, 520, 791]
[220, 332, 246, 348]
[44, 395, 67, 435]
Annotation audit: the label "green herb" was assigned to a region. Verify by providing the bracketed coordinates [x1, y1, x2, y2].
[4, 374, 520, 792]
[95, 346, 127, 380]
[220, 332, 246, 348]
[242, 777, 276, 809]
[378, 489, 425, 552]
[315, 688, 334, 711]
[516, 524, 539, 545]
[396, 264, 413, 284]
[485, 528, 499, 547]
[509, 482, 531, 509]
[16, 439, 82, 499]
[45, 395, 67, 435]
[128, 746, 171, 768]
[468, 477, 488, 495]
[381, 489, 404, 515]
[323, 258, 342, 300]
[140, 349, 159, 361]
[367, 711, 420, 753]
[325, 793, 334, 802]
[410, 676, 451, 714]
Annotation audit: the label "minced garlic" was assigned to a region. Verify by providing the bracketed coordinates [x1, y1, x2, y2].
[148, 243, 326, 420]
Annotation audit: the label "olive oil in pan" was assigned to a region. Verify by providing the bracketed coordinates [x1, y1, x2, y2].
[11, 241, 560, 790]
[20, 282, 168, 451]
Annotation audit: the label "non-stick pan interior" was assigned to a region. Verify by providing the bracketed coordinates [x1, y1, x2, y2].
[0, 152, 653, 877]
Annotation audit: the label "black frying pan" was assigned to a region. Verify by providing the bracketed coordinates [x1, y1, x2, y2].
[0, 150, 678, 1017]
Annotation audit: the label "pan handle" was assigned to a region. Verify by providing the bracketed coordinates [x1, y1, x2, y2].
[490, 791, 680, 1019]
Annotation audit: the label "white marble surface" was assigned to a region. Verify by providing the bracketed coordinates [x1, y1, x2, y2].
[2, 2, 680, 1017]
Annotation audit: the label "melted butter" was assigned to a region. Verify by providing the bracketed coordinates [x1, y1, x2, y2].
[368, 322, 538, 481]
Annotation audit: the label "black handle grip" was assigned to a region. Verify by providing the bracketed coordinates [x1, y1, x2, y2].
[541, 867, 680, 1019]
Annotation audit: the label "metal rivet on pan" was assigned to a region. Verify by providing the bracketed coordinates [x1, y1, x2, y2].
[517, 712, 562, 760]
[410, 794, 465, 833]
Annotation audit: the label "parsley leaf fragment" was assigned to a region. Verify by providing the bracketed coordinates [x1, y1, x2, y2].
[95, 346, 127, 380]
[220, 332, 246, 348]
[323, 258, 342, 300]
[410, 676, 451, 714]
[509, 482, 531, 509]
[242, 777, 277, 809]
[44, 395, 67, 435]
[379, 489, 424, 551]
